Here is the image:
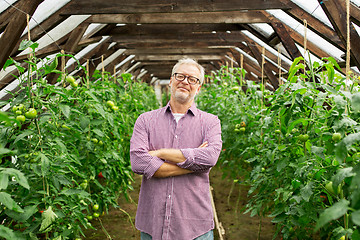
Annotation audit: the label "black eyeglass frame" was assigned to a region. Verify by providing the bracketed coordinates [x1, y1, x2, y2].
[173, 73, 201, 85]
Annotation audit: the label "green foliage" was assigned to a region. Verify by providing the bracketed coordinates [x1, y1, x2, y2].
[197, 58, 360, 239]
[0, 42, 158, 239]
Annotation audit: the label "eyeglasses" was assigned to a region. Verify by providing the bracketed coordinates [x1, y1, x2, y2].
[173, 73, 200, 85]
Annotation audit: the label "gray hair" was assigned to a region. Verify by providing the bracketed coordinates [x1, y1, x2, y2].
[171, 58, 205, 84]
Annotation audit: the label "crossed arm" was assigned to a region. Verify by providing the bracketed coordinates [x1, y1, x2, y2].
[150, 142, 208, 178]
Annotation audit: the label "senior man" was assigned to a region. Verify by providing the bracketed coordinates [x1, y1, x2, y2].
[130, 58, 222, 240]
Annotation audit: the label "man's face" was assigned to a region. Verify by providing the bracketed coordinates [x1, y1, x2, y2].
[169, 64, 202, 104]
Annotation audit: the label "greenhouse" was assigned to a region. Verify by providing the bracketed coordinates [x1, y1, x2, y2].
[1, 0, 360, 239]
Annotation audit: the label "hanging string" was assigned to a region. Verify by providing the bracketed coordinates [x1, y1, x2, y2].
[303, 19, 308, 56]
[61, 50, 65, 87]
[240, 54, 244, 87]
[346, 0, 351, 84]
[101, 55, 105, 80]
[278, 47, 282, 85]
[86, 59, 90, 89]
[261, 47, 265, 91]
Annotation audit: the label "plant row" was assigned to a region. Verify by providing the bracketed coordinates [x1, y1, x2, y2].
[197, 57, 360, 240]
[0, 42, 158, 240]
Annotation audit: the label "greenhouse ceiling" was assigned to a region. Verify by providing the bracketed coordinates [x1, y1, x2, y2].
[1, 0, 360, 100]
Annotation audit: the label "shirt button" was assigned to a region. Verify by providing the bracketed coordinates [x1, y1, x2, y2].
[168, 195, 171, 199]
[175, 135, 178, 139]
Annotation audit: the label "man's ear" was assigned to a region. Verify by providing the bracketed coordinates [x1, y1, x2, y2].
[195, 85, 202, 95]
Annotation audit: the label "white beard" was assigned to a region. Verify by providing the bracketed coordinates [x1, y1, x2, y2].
[172, 87, 196, 104]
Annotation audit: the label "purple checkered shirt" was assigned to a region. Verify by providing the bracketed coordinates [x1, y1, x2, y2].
[130, 102, 222, 240]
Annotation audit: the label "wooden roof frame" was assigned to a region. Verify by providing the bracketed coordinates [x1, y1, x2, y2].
[1, 0, 360, 96]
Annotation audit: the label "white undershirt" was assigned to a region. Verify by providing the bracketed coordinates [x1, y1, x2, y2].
[172, 113, 184, 123]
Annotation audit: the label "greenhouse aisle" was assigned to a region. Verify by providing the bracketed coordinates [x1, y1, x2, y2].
[83, 165, 279, 240]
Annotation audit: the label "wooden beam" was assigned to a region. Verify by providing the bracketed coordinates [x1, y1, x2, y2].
[13, 34, 102, 62]
[46, 22, 90, 84]
[125, 48, 229, 55]
[62, 0, 288, 15]
[134, 55, 224, 61]
[110, 32, 245, 43]
[0, 1, 22, 33]
[319, 0, 360, 70]
[268, 17, 302, 60]
[350, 1, 360, 27]
[247, 40, 279, 89]
[10, 2, 71, 57]
[103, 24, 243, 36]
[88, 11, 270, 24]
[279, 0, 344, 50]
[116, 42, 238, 49]
[0, 0, 44, 70]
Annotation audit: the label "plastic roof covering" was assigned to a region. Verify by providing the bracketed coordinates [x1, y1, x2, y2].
[0, 0, 359, 97]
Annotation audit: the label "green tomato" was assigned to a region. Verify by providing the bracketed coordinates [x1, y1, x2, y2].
[70, 81, 78, 88]
[112, 105, 119, 111]
[298, 134, 309, 142]
[16, 115, 26, 122]
[24, 108, 37, 119]
[12, 106, 19, 112]
[15, 110, 22, 115]
[275, 129, 281, 134]
[332, 132, 342, 142]
[325, 181, 341, 195]
[93, 212, 100, 218]
[93, 204, 99, 211]
[86, 215, 93, 221]
[65, 75, 75, 83]
[239, 127, 246, 132]
[80, 182, 87, 190]
[231, 86, 240, 91]
[91, 138, 98, 144]
[18, 104, 25, 111]
[291, 128, 298, 133]
[106, 100, 115, 108]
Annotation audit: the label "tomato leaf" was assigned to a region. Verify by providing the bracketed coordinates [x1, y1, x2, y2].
[0, 168, 29, 190]
[2, 59, 14, 70]
[332, 167, 355, 189]
[40, 153, 50, 177]
[351, 92, 360, 113]
[0, 172, 9, 190]
[0, 225, 17, 240]
[352, 229, 360, 240]
[14, 130, 33, 144]
[39, 206, 57, 232]
[5, 205, 38, 222]
[59, 104, 71, 119]
[315, 199, 349, 231]
[352, 210, 360, 226]
[0, 192, 24, 213]
[300, 182, 313, 202]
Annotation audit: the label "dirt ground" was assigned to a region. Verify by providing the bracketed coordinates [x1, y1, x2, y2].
[83, 166, 281, 240]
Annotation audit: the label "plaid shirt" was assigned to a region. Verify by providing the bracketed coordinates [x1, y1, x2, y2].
[130, 102, 222, 240]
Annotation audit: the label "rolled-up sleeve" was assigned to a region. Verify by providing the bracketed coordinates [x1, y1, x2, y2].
[130, 114, 164, 179]
[177, 116, 222, 172]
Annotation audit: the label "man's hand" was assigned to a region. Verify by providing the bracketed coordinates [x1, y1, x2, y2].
[151, 142, 208, 178]
[149, 141, 208, 162]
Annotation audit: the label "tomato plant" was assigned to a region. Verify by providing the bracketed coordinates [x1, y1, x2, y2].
[0, 40, 159, 239]
[197, 57, 360, 239]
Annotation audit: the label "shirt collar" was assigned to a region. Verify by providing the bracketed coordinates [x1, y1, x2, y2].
[164, 101, 198, 116]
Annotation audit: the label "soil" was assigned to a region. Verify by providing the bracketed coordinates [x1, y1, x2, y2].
[83, 166, 281, 240]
